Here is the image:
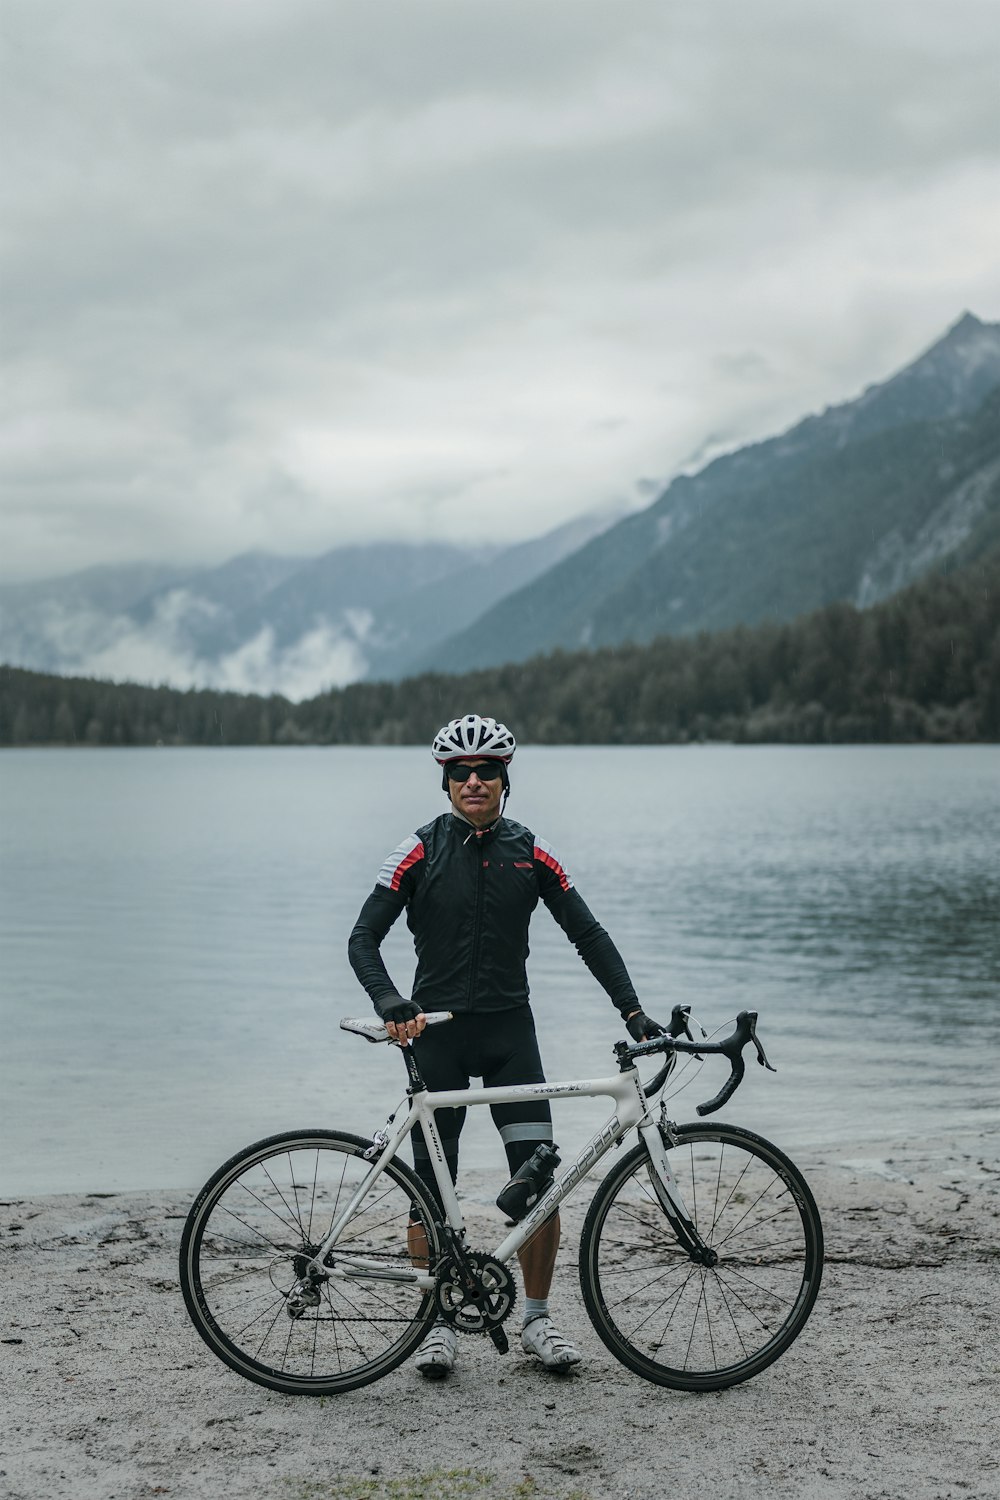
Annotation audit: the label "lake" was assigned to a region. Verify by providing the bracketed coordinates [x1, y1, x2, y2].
[1, 745, 998, 1196]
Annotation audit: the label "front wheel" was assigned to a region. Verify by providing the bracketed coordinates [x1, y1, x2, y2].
[179, 1130, 443, 1395]
[579, 1123, 823, 1391]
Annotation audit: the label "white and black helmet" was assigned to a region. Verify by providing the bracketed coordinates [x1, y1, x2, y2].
[431, 714, 517, 765]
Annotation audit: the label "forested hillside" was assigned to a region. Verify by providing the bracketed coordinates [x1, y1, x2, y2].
[418, 316, 1000, 676]
[3, 548, 998, 747]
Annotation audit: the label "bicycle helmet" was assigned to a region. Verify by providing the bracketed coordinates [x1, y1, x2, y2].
[432, 715, 516, 811]
[431, 715, 516, 765]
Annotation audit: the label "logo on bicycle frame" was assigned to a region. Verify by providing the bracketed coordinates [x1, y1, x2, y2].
[522, 1116, 622, 1227]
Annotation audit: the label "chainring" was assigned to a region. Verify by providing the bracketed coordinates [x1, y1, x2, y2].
[434, 1251, 516, 1335]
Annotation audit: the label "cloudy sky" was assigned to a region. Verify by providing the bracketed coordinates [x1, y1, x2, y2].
[2, 0, 999, 583]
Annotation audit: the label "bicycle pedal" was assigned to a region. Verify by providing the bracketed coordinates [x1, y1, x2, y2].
[488, 1325, 509, 1355]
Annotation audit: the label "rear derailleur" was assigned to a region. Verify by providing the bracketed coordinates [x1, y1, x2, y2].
[285, 1246, 327, 1319]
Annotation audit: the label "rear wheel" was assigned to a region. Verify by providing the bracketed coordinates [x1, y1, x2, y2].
[179, 1130, 442, 1395]
[579, 1123, 823, 1390]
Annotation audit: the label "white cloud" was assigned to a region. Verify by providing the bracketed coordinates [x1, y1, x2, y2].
[1, 0, 999, 582]
[208, 625, 365, 699]
[3, 577, 366, 699]
[63, 614, 365, 702]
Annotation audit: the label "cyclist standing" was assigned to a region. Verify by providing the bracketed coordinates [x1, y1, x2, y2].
[348, 713, 663, 1378]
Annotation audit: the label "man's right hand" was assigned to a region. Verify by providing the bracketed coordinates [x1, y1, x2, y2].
[625, 1010, 666, 1043]
[381, 1000, 427, 1043]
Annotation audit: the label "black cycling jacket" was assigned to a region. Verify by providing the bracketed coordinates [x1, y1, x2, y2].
[348, 812, 640, 1020]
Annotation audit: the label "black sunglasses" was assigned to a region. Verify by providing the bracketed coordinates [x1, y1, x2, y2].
[444, 761, 506, 783]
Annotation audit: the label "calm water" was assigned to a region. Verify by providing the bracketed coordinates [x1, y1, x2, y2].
[1, 746, 998, 1196]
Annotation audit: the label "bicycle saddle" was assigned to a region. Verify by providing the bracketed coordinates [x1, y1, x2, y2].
[340, 1012, 454, 1044]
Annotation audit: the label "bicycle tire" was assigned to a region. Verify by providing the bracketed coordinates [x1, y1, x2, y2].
[179, 1129, 443, 1395]
[579, 1123, 823, 1391]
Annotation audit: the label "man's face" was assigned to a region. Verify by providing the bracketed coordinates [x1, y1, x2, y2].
[446, 759, 505, 826]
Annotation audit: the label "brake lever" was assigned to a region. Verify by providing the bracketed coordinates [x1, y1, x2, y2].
[748, 1013, 777, 1073]
[668, 1003, 692, 1039]
[669, 1004, 702, 1059]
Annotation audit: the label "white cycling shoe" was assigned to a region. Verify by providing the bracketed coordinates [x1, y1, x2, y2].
[415, 1323, 458, 1379]
[521, 1316, 582, 1371]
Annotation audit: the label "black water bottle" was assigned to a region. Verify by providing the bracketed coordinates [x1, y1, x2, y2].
[495, 1143, 561, 1220]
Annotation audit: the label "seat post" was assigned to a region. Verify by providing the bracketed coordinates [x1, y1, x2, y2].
[401, 1042, 426, 1093]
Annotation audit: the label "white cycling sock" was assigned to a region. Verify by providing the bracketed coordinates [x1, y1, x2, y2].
[523, 1297, 548, 1326]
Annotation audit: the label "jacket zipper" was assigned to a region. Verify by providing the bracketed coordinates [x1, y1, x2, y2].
[467, 836, 486, 1011]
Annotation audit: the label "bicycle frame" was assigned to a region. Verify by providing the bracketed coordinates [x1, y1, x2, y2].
[309, 1063, 690, 1287]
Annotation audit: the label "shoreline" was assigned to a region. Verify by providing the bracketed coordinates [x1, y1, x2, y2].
[2, 1129, 997, 1500]
[6, 1121, 998, 1204]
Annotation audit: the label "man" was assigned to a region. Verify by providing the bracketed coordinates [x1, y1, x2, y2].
[348, 713, 663, 1379]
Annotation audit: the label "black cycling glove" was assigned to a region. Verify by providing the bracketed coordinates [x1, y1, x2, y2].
[626, 1010, 666, 1043]
[380, 1000, 422, 1026]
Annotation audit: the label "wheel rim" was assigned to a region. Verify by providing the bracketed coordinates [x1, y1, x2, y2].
[184, 1138, 437, 1390]
[590, 1132, 818, 1383]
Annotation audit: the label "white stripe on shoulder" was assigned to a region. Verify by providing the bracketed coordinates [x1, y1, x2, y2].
[533, 835, 574, 890]
[377, 834, 423, 890]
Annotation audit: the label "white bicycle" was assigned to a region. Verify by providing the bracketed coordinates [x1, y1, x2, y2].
[179, 1008, 823, 1395]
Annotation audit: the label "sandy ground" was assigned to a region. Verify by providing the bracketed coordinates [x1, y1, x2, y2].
[1, 1129, 997, 1500]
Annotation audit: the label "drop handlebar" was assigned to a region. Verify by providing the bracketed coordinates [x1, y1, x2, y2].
[616, 1007, 776, 1115]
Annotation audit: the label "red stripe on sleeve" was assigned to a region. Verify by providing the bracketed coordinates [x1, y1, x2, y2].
[391, 841, 425, 891]
[534, 844, 570, 892]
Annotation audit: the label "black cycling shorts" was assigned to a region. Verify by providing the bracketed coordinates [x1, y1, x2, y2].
[410, 1008, 552, 1208]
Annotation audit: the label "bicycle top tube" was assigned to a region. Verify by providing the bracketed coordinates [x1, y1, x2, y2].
[406, 1066, 649, 1114]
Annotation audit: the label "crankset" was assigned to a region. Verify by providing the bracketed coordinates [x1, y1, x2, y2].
[434, 1250, 516, 1351]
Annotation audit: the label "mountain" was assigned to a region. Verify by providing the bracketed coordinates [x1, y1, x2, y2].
[125, 543, 481, 664]
[0, 510, 621, 698]
[417, 313, 1000, 673]
[6, 541, 997, 746]
[361, 506, 625, 681]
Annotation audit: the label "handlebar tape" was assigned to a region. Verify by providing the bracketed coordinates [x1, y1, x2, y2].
[695, 1054, 746, 1115]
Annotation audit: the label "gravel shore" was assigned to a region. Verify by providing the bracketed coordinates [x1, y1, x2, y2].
[2, 1130, 997, 1500]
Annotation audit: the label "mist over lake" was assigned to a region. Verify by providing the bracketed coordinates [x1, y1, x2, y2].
[2, 745, 997, 1196]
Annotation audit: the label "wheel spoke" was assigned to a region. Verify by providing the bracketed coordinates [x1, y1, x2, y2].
[621, 1264, 699, 1340]
[696, 1146, 750, 1239]
[261, 1160, 308, 1241]
[714, 1201, 794, 1250]
[682, 1271, 710, 1370]
[711, 1175, 785, 1247]
[230, 1178, 308, 1242]
[213, 1197, 299, 1256]
[604, 1256, 692, 1315]
[599, 1254, 690, 1276]
[228, 1288, 291, 1336]
[252, 1297, 290, 1359]
[709, 1269, 750, 1361]
[306, 1150, 321, 1244]
[712, 1262, 797, 1310]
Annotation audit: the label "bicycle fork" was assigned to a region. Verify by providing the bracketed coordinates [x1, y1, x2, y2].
[637, 1116, 719, 1268]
